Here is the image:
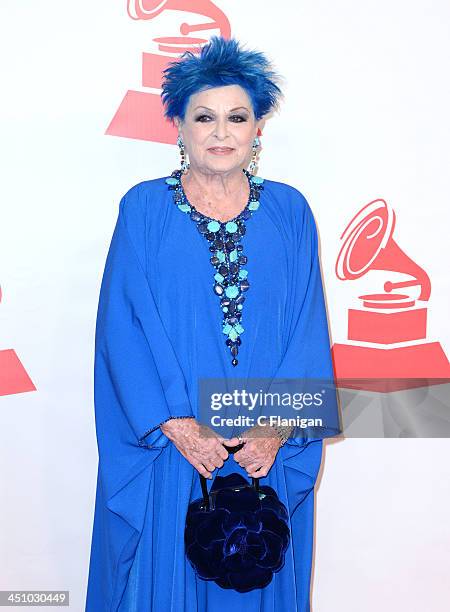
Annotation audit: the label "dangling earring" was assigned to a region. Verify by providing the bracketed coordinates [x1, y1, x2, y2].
[177, 135, 190, 174]
[248, 136, 260, 175]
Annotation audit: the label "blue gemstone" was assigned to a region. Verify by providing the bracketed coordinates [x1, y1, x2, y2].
[228, 328, 238, 341]
[178, 204, 191, 213]
[225, 221, 238, 233]
[207, 220, 221, 233]
[251, 176, 264, 184]
[165, 177, 179, 185]
[249, 201, 260, 211]
[225, 285, 239, 299]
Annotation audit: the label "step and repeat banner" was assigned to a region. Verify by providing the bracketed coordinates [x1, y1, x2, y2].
[1, 1, 449, 610]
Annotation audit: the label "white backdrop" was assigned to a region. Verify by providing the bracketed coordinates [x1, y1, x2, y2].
[1, 1, 449, 610]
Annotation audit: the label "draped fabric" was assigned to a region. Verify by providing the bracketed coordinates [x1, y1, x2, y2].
[85, 175, 338, 611]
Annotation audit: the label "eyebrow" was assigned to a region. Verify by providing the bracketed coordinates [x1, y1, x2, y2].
[193, 106, 250, 112]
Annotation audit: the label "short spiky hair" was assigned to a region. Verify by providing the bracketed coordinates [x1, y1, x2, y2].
[161, 36, 283, 122]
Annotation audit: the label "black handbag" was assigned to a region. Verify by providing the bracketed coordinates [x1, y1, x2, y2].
[184, 443, 291, 593]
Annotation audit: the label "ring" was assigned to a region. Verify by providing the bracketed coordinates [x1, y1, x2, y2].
[238, 435, 243, 444]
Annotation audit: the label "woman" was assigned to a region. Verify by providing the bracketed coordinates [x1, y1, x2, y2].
[85, 36, 339, 611]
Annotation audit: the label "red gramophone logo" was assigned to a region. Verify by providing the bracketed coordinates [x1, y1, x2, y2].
[106, 1, 231, 144]
[0, 286, 36, 396]
[331, 199, 450, 392]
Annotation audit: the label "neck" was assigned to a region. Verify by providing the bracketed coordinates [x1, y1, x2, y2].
[182, 165, 247, 199]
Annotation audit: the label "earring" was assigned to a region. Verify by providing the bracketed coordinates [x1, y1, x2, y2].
[248, 136, 260, 174]
[177, 135, 190, 174]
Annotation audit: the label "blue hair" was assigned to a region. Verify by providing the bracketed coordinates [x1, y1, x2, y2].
[161, 36, 283, 122]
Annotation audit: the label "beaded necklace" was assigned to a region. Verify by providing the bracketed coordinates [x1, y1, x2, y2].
[166, 168, 264, 366]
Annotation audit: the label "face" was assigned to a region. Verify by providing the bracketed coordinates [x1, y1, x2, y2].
[174, 84, 265, 176]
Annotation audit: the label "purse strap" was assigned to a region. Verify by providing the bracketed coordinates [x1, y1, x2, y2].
[199, 442, 260, 511]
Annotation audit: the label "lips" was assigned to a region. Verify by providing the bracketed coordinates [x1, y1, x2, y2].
[208, 147, 234, 153]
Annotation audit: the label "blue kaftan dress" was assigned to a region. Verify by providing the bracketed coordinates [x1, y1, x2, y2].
[85, 170, 339, 611]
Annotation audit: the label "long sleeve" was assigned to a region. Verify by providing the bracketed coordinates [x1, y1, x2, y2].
[88, 184, 199, 610]
[94, 183, 195, 455]
[268, 187, 341, 444]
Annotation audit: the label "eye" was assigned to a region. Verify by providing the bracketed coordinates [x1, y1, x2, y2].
[229, 115, 247, 123]
[195, 114, 213, 122]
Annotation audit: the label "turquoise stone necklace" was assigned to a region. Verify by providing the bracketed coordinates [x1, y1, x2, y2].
[166, 168, 264, 366]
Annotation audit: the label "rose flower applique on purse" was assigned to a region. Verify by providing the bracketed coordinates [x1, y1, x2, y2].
[184, 445, 291, 593]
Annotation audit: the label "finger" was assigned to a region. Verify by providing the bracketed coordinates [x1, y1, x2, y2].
[242, 455, 263, 468]
[245, 460, 262, 471]
[193, 462, 213, 479]
[223, 436, 243, 447]
[233, 451, 245, 462]
[203, 460, 217, 472]
[212, 453, 225, 469]
[248, 465, 269, 478]
[214, 441, 230, 460]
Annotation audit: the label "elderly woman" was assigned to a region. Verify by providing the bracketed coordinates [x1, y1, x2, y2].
[85, 36, 339, 611]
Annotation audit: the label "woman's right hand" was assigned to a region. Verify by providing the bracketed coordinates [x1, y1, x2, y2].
[160, 417, 241, 479]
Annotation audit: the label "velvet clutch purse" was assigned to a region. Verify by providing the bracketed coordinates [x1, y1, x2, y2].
[184, 443, 290, 593]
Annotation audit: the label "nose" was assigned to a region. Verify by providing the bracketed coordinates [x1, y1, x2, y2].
[213, 116, 229, 140]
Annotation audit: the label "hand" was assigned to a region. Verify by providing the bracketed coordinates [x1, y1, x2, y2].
[227, 422, 282, 478]
[160, 417, 242, 479]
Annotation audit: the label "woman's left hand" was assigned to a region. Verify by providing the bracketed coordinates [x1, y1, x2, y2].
[227, 423, 281, 478]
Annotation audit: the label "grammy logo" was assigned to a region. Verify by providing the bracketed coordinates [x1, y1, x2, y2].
[331, 198, 450, 392]
[0, 285, 36, 396]
[106, 0, 231, 144]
